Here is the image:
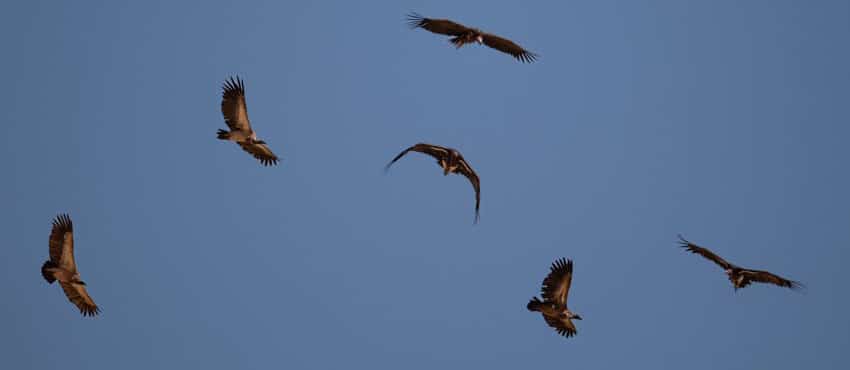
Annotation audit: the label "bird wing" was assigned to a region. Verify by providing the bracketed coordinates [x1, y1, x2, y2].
[455, 155, 481, 223]
[543, 314, 577, 338]
[48, 214, 76, 272]
[739, 269, 803, 290]
[481, 33, 537, 63]
[221, 76, 252, 133]
[384, 143, 451, 171]
[59, 281, 100, 317]
[406, 13, 473, 36]
[542, 258, 573, 306]
[678, 235, 733, 270]
[238, 141, 279, 166]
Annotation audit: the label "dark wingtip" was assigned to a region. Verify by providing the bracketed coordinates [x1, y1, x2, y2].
[406, 12, 425, 29]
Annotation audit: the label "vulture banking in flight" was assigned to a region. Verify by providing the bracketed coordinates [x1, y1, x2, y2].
[678, 235, 803, 291]
[40, 214, 101, 317]
[407, 12, 538, 63]
[527, 258, 582, 338]
[217, 76, 280, 166]
[385, 143, 481, 223]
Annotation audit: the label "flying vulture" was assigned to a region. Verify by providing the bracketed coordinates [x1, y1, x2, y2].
[678, 235, 803, 291]
[527, 258, 582, 338]
[406, 12, 538, 63]
[217, 76, 280, 166]
[385, 143, 481, 223]
[40, 214, 101, 317]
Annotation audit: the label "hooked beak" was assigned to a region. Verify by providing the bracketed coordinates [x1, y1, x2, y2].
[573, 315, 582, 320]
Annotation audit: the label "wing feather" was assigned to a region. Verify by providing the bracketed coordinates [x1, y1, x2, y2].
[678, 235, 733, 270]
[542, 258, 573, 306]
[739, 269, 803, 290]
[481, 33, 537, 63]
[238, 142, 279, 166]
[455, 156, 481, 223]
[59, 282, 100, 317]
[407, 13, 473, 36]
[48, 214, 76, 272]
[221, 76, 252, 133]
[384, 143, 451, 171]
[543, 314, 577, 337]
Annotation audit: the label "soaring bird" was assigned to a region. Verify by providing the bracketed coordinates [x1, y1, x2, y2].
[528, 258, 582, 338]
[678, 235, 803, 291]
[40, 214, 101, 317]
[385, 143, 481, 223]
[406, 12, 538, 63]
[217, 76, 279, 166]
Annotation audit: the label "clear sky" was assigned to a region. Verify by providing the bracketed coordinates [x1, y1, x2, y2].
[1, 0, 849, 369]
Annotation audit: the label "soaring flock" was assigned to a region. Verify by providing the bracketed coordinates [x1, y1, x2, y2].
[39, 13, 803, 340]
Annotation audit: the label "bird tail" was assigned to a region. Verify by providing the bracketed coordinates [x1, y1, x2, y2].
[41, 260, 57, 284]
[527, 297, 543, 312]
[216, 129, 231, 140]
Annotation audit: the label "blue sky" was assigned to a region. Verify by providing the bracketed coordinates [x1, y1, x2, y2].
[1, 0, 849, 368]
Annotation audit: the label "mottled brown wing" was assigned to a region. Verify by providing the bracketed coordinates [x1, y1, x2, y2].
[542, 258, 573, 306]
[221, 76, 252, 133]
[406, 13, 473, 36]
[481, 33, 537, 63]
[740, 269, 803, 290]
[50, 213, 74, 265]
[543, 314, 577, 338]
[678, 235, 733, 270]
[238, 142, 279, 166]
[59, 282, 100, 317]
[455, 156, 480, 223]
[384, 143, 451, 172]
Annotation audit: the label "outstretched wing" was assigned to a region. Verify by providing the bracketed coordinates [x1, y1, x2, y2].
[455, 156, 481, 223]
[542, 258, 573, 306]
[221, 76, 252, 133]
[59, 282, 100, 317]
[678, 235, 733, 270]
[406, 13, 473, 36]
[543, 314, 577, 338]
[48, 214, 76, 272]
[384, 143, 452, 171]
[238, 142, 279, 166]
[739, 269, 803, 290]
[481, 33, 537, 63]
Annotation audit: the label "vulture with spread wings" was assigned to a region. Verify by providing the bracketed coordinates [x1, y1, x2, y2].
[407, 12, 538, 63]
[678, 235, 803, 291]
[527, 258, 582, 338]
[40, 214, 101, 317]
[217, 76, 280, 166]
[385, 143, 481, 223]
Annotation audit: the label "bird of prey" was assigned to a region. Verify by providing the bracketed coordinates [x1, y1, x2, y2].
[385, 143, 481, 223]
[527, 258, 582, 338]
[40, 214, 101, 317]
[217, 76, 280, 166]
[406, 12, 538, 63]
[678, 235, 803, 291]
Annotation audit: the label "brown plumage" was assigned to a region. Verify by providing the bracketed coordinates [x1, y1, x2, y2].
[41, 214, 101, 317]
[385, 143, 481, 223]
[407, 12, 538, 63]
[527, 258, 582, 338]
[678, 235, 803, 291]
[217, 76, 280, 166]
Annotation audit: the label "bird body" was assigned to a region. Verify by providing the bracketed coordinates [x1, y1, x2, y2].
[528, 258, 581, 338]
[678, 235, 803, 291]
[41, 214, 100, 317]
[217, 76, 279, 166]
[386, 143, 481, 223]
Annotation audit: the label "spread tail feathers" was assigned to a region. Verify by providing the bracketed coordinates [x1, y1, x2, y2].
[41, 261, 57, 284]
[217, 129, 230, 140]
[527, 297, 543, 312]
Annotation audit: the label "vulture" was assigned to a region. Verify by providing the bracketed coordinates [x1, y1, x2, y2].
[40, 214, 101, 317]
[406, 12, 538, 63]
[678, 235, 803, 291]
[527, 258, 582, 338]
[385, 143, 481, 223]
[217, 76, 280, 166]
